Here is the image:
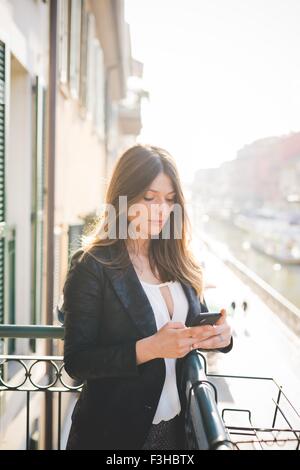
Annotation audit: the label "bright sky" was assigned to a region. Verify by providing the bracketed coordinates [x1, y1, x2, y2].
[125, 0, 300, 184]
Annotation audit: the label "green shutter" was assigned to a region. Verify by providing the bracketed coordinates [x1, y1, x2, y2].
[68, 224, 84, 263]
[7, 227, 16, 354]
[69, 0, 82, 97]
[30, 77, 46, 351]
[79, 1, 88, 108]
[0, 41, 6, 355]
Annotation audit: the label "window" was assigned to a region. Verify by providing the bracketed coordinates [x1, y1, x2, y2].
[86, 13, 96, 118]
[58, 0, 70, 85]
[7, 228, 16, 355]
[0, 40, 6, 356]
[94, 43, 105, 138]
[79, 3, 88, 108]
[86, 13, 105, 138]
[69, 0, 82, 98]
[68, 224, 84, 262]
[30, 77, 46, 352]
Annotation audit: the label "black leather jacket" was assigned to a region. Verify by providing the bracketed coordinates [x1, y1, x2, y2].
[63, 243, 233, 450]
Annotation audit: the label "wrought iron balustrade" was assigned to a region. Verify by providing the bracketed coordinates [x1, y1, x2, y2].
[2, 325, 298, 450]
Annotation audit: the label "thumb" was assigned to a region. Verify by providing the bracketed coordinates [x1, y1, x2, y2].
[216, 308, 227, 325]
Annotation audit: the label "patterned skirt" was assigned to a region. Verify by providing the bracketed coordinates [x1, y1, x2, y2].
[141, 414, 181, 450]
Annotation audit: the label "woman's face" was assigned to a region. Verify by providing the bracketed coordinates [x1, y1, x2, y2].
[128, 172, 176, 239]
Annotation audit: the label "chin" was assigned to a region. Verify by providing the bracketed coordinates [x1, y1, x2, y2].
[149, 226, 162, 234]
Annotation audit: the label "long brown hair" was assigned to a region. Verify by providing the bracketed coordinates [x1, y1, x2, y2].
[78, 144, 204, 301]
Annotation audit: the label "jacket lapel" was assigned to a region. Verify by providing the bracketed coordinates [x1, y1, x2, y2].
[103, 243, 206, 338]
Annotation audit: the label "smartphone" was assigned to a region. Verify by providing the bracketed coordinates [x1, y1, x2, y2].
[191, 312, 221, 327]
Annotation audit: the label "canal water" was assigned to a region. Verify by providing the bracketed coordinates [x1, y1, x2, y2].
[195, 216, 300, 310]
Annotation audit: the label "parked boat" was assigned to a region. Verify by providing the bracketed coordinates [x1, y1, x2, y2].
[233, 212, 300, 264]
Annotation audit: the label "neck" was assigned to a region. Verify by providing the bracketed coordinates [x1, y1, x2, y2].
[126, 238, 150, 258]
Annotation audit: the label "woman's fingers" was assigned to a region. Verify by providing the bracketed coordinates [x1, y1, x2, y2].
[189, 313, 232, 349]
[167, 321, 186, 329]
[188, 322, 229, 341]
[193, 332, 231, 350]
[213, 322, 230, 335]
[187, 324, 215, 340]
[161, 311, 231, 356]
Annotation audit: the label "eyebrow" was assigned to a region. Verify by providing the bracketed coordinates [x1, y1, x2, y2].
[147, 189, 176, 194]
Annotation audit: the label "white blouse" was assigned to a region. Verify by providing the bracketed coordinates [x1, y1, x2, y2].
[139, 279, 189, 424]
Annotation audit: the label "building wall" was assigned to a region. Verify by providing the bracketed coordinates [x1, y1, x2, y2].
[56, 53, 107, 224]
[0, 0, 49, 450]
[0, 0, 49, 355]
[0, 0, 48, 77]
[0, 0, 144, 449]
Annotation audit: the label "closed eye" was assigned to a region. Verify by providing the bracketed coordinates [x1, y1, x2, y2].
[143, 197, 175, 202]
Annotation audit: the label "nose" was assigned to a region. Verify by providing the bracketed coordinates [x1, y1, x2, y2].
[151, 201, 170, 220]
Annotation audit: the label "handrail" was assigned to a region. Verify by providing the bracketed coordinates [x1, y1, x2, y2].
[181, 351, 233, 450]
[0, 324, 64, 339]
[0, 325, 72, 450]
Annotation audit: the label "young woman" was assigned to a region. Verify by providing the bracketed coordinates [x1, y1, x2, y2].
[63, 144, 233, 450]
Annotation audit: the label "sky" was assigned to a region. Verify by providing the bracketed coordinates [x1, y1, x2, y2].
[125, 0, 300, 184]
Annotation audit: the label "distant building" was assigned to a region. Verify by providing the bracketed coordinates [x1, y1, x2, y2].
[192, 132, 300, 214]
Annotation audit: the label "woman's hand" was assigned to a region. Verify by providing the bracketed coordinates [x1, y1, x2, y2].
[136, 309, 232, 365]
[189, 308, 232, 350]
[148, 321, 215, 359]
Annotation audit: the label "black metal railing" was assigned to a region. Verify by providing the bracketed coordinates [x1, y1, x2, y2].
[3, 326, 299, 450]
[181, 351, 233, 450]
[0, 325, 82, 450]
[0, 354, 82, 449]
[0, 324, 235, 450]
[183, 351, 300, 450]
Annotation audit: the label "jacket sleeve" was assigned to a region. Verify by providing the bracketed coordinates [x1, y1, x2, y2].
[217, 335, 233, 353]
[63, 250, 140, 381]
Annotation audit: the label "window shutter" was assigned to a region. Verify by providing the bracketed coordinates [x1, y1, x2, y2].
[69, 0, 82, 98]
[86, 13, 96, 118]
[58, 0, 70, 84]
[7, 227, 16, 354]
[68, 224, 84, 263]
[94, 42, 105, 139]
[53, 227, 62, 314]
[30, 77, 46, 351]
[0, 40, 6, 354]
[79, 3, 88, 108]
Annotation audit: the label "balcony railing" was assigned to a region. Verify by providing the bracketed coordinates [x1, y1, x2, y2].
[181, 352, 233, 449]
[2, 325, 299, 450]
[0, 325, 82, 450]
[0, 324, 255, 450]
[0, 324, 232, 450]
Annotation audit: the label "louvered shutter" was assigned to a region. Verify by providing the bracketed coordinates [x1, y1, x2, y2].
[0, 41, 5, 354]
[30, 77, 46, 352]
[0, 41, 6, 354]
